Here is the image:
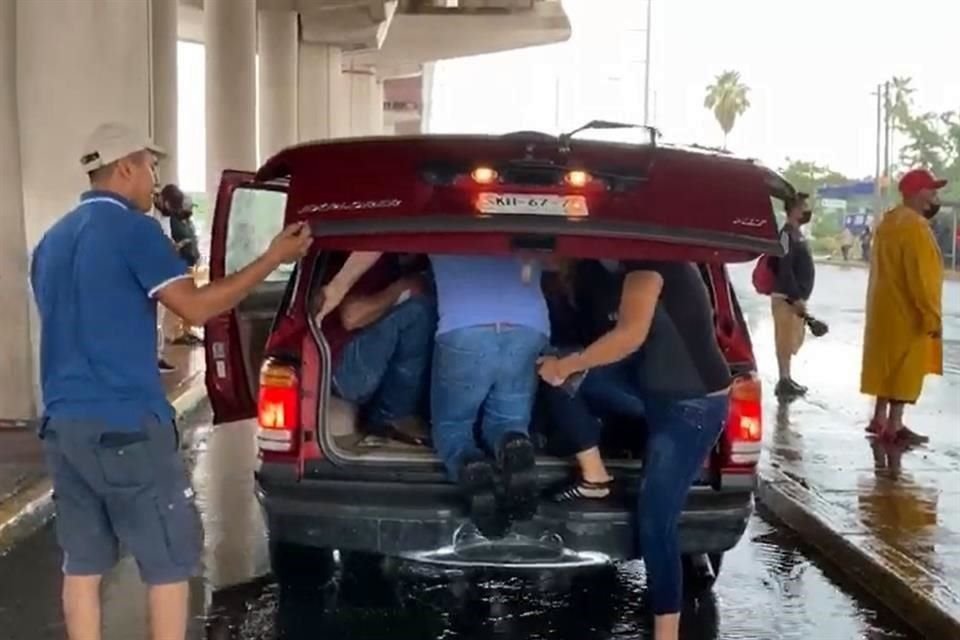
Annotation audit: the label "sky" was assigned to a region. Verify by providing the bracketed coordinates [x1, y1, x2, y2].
[177, 0, 960, 192]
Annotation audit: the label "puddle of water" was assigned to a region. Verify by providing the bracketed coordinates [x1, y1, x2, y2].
[399, 524, 611, 571]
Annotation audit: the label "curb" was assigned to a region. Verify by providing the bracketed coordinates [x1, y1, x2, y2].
[757, 468, 960, 639]
[0, 376, 208, 552]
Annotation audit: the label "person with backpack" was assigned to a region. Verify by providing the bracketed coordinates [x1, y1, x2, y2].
[758, 193, 816, 398]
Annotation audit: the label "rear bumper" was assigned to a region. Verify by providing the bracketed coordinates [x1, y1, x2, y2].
[256, 470, 754, 560]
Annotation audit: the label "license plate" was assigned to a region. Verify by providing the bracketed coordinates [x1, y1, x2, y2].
[476, 193, 588, 217]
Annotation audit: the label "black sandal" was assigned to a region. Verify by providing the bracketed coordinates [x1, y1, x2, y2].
[549, 478, 614, 502]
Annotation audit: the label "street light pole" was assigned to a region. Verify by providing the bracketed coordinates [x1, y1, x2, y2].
[952, 208, 958, 271]
[883, 81, 891, 207]
[873, 84, 882, 216]
[643, 0, 652, 126]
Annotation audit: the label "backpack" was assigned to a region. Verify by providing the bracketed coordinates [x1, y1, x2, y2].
[752, 255, 778, 295]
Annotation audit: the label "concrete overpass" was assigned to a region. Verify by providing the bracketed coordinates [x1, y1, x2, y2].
[0, 0, 571, 420]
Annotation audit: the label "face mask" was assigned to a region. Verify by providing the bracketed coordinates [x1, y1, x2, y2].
[924, 204, 941, 219]
[799, 210, 813, 225]
[598, 259, 621, 273]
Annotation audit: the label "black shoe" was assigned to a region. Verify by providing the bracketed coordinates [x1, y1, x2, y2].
[172, 333, 203, 347]
[497, 432, 538, 522]
[158, 359, 176, 374]
[549, 477, 614, 503]
[458, 454, 500, 536]
[775, 379, 806, 397]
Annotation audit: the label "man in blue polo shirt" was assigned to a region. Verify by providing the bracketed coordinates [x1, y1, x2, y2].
[31, 122, 310, 640]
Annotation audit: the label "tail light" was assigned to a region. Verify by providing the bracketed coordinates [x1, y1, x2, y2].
[724, 374, 762, 467]
[257, 359, 300, 453]
[471, 166, 499, 184]
[564, 170, 592, 188]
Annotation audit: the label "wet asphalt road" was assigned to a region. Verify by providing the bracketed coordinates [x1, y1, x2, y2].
[0, 263, 953, 640]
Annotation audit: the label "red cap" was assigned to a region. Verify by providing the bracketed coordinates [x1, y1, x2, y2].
[898, 169, 947, 196]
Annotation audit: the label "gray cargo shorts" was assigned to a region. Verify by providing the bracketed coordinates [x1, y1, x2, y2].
[41, 416, 204, 585]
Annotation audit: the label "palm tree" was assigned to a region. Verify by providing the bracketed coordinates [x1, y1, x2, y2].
[704, 71, 751, 149]
[887, 76, 914, 124]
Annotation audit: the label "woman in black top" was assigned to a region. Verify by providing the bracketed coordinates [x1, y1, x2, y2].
[537, 259, 731, 640]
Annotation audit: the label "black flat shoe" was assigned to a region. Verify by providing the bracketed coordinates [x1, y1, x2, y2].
[549, 478, 614, 503]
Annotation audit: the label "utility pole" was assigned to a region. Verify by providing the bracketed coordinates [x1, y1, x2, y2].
[643, 0, 653, 126]
[882, 81, 891, 208]
[874, 84, 883, 216]
[953, 208, 958, 271]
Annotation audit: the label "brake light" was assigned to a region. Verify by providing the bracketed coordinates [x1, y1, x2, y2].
[471, 166, 499, 185]
[257, 360, 300, 453]
[564, 170, 592, 188]
[725, 374, 762, 467]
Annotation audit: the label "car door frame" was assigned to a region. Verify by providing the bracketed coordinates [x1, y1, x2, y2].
[204, 169, 290, 423]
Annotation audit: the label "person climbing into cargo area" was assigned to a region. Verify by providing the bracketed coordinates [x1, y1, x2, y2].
[316, 251, 549, 530]
[536, 257, 732, 640]
[314, 253, 437, 448]
[862, 169, 946, 446]
[771, 192, 816, 398]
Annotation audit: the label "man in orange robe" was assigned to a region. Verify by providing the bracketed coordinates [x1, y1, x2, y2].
[862, 169, 946, 445]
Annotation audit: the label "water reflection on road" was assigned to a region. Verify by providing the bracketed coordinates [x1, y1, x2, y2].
[197, 513, 916, 640]
[0, 401, 919, 640]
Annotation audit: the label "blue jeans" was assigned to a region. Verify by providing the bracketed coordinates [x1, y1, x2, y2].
[544, 357, 728, 615]
[541, 354, 648, 453]
[431, 325, 549, 479]
[333, 297, 436, 431]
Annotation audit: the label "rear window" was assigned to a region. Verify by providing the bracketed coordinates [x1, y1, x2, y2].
[225, 188, 291, 282]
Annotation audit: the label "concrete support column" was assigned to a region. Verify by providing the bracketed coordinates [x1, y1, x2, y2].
[258, 11, 299, 162]
[298, 43, 346, 141]
[346, 72, 383, 137]
[0, 0, 34, 420]
[150, 0, 178, 185]
[205, 0, 257, 199]
[369, 78, 385, 136]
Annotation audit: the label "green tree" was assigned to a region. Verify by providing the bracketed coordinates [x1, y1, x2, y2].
[779, 159, 853, 240]
[885, 76, 960, 202]
[703, 71, 751, 149]
[779, 158, 850, 197]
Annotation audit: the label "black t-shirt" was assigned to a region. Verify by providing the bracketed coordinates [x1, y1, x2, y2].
[574, 259, 731, 398]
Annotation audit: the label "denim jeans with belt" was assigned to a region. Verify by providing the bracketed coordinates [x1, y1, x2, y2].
[543, 357, 728, 615]
[431, 324, 548, 479]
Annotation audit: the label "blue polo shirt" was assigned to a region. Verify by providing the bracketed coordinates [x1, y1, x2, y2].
[30, 191, 190, 431]
[430, 255, 550, 337]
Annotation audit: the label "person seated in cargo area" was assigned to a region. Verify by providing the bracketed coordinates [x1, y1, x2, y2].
[536, 258, 731, 640]
[314, 253, 435, 447]
[319, 251, 549, 527]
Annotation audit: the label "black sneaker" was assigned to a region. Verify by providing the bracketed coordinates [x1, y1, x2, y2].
[158, 359, 176, 374]
[458, 454, 500, 536]
[497, 432, 538, 522]
[775, 379, 806, 397]
[172, 333, 203, 347]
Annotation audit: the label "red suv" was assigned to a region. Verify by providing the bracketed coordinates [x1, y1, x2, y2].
[204, 133, 790, 586]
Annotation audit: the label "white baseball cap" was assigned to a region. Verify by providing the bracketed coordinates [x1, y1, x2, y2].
[80, 122, 165, 173]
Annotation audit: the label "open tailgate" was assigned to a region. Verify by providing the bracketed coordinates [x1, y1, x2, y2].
[257, 135, 791, 261]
